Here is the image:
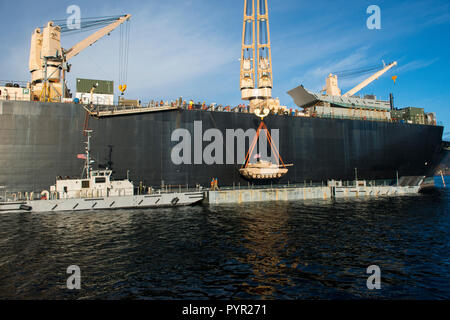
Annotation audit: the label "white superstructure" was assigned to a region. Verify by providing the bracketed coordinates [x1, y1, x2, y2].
[50, 169, 133, 200]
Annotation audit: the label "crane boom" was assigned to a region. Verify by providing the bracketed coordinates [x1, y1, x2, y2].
[343, 61, 397, 97]
[64, 14, 131, 61]
[240, 0, 275, 112]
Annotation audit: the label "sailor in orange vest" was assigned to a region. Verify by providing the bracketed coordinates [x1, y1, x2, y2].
[189, 100, 194, 110]
[210, 178, 215, 190]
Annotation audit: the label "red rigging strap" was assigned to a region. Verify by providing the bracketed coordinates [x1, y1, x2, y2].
[263, 121, 286, 168]
[242, 121, 287, 169]
[243, 121, 265, 168]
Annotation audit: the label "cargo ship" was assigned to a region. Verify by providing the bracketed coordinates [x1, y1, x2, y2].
[0, 99, 444, 193]
[0, 2, 446, 194]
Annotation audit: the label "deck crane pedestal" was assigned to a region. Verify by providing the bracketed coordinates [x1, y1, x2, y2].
[28, 14, 131, 102]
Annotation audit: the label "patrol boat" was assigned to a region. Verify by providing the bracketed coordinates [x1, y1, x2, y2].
[0, 131, 204, 213]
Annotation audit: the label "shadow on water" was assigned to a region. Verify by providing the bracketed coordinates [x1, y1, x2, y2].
[0, 186, 449, 299]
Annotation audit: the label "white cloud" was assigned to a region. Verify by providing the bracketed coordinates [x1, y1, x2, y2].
[285, 47, 383, 93]
[395, 58, 439, 74]
[63, 3, 241, 102]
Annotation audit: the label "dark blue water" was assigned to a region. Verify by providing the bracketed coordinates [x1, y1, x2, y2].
[0, 177, 449, 299]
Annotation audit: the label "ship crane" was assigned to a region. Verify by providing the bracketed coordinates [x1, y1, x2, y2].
[343, 61, 397, 97]
[324, 61, 397, 97]
[238, 0, 291, 180]
[29, 14, 131, 102]
[240, 0, 283, 113]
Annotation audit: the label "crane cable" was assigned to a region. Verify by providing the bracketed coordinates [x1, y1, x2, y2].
[118, 20, 130, 95]
[50, 16, 124, 34]
[46, 15, 131, 95]
[332, 64, 385, 79]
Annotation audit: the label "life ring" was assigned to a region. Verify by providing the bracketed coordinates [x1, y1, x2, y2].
[41, 190, 50, 200]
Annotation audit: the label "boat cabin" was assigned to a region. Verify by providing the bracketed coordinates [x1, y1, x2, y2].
[50, 169, 134, 199]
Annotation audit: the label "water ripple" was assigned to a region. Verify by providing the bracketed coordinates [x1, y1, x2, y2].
[0, 188, 449, 299]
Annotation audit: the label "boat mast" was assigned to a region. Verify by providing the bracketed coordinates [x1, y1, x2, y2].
[84, 130, 93, 178]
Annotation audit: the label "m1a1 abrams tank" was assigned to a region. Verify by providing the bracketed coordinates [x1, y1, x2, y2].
[239, 158, 292, 180]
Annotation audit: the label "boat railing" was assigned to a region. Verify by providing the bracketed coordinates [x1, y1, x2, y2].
[138, 184, 206, 195]
[0, 190, 37, 202]
[0, 186, 205, 203]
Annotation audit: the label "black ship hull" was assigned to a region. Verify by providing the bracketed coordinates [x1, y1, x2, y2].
[0, 101, 445, 192]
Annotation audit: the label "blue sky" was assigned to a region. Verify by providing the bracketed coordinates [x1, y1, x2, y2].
[1, 0, 449, 134]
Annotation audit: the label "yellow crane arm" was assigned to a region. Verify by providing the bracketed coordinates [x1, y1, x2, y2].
[64, 14, 131, 61]
[343, 61, 397, 97]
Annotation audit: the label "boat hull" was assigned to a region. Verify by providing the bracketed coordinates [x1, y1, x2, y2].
[0, 191, 204, 213]
[0, 100, 445, 192]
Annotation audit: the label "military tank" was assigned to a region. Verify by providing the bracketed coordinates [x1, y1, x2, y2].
[239, 158, 292, 180]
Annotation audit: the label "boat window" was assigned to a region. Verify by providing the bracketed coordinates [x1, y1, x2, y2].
[82, 180, 90, 188]
[95, 177, 106, 184]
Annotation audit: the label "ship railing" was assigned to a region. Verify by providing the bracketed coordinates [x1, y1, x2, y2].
[0, 93, 31, 102]
[83, 103, 440, 127]
[175, 104, 441, 126]
[313, 113, 391, 122]
[0, 80, 28, 86]
[85, 101, 180, 117]
[180, 104, 387, 123]
[85, 100, 441, 126]
[216, 179, 398, 191]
